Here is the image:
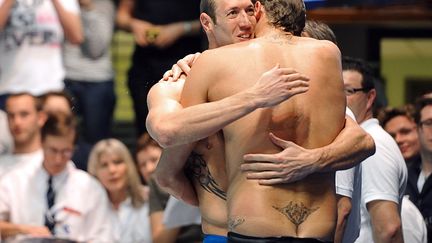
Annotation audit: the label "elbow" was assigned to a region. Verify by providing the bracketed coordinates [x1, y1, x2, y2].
[147, 122, 179, 148]
[376, 221, 403, 242]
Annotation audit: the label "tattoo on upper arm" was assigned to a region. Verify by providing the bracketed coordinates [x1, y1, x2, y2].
[273, 201, 319, 234]
[185, 152, 227, 201]
[228, 217, 245, 232]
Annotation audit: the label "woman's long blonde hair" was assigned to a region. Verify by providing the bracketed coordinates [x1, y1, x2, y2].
[88, 138, 146, 208]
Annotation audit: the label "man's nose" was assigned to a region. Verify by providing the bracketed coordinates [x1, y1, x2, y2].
[395, 133, 403, 143]
[238, 11, 252, 28]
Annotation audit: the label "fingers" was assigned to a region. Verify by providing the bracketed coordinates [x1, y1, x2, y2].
[258, 178, 288, 185]
[176, 59, 192, 76]
[163, 70, 173, 80]
[243, 153, 281, 163]
[269, 133, 292, 149]
[241, 162, 281, 172]
[245, 171, 283, 180]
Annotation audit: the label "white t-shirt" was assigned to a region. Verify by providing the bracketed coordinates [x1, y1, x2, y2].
[0, 160, 113, 242]
[401, 196, 427, 243]
[110, 197, 152, 243]
[0, 149, 43, 177]
[355, 118, 408, 243]
[163, 196, 201, 229]
[0, 0, 79, 95]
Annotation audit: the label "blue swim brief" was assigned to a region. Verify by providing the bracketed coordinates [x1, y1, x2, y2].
[204, 234, 228, 243]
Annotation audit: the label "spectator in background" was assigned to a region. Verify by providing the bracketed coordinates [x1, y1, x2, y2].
[0, 112, 112, 241]
[87, 138, 151, 243]
[134, 134, 201, 242]
[0, 109, 13, 155]
[343, 56, 407, 243]
[378, 105, 421, 165]
[405, 97, 432, 242]
[0, 0, 83, 109]
[135, 132, 160, 184]
[148, 175, 203, 243]
[0, 93, 46, 177]
[116, 0, 203, 136]
[63, 0, 116, 144]
[39, 91, 92, 171]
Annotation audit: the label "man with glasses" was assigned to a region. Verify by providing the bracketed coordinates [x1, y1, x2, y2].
[405, 97, 432, 242]
[0, 112, 112, 241]
[342, 56, 407, 243]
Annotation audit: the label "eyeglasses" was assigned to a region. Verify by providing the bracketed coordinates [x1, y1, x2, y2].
[420, 119, 432, 129]
[344, 87, 368, 96]
[45, 147, 74, 158]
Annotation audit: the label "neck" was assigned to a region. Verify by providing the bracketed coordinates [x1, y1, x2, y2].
[13, 136, 41, 154]
[109, 189, 127, 210]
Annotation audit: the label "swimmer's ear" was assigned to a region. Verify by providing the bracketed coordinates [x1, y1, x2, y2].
[200, 13, 214, 33]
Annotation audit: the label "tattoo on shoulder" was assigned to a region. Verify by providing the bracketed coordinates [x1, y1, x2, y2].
[185, 152, 227, 201]
[273, 201, 319, 234]
[228, 217, 245, 232]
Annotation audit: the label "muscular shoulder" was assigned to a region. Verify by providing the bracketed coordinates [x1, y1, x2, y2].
[302, 38, 341, 62]
[148, 79, 185, 104]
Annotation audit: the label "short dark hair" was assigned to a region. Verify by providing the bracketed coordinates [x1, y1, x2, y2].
[200, 0, 217, 22]
[260, 0, 306, 36]
[378, 104, 416, 128]
[41, 112, 77, 142]
[38, 91, 74, 112]
[414, 97, 432, 124]
[136, 133, 160, 153]
[303, 20, 337, 44]
[342, 56, 375, 92]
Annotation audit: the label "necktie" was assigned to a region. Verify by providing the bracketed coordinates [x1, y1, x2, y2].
[44, 176, 56, 234]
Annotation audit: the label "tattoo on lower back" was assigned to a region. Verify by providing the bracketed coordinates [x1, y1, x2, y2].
[185, 152, 227, 201]
[228, 217, 245, 232]
[273, 201, 319, 234]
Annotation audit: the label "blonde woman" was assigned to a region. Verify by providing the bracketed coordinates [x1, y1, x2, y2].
[88, 138, 151, 242]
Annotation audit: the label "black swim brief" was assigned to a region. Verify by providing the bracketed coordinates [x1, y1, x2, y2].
[227, 232, 332, 243]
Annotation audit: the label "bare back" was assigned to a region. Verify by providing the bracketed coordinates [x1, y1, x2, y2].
[182, 34, 345, 239]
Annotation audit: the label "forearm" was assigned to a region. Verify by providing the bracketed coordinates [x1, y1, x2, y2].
[0, 0, 14, 30]
[52, 0, 83, 44]
[334, 196, 351, 243]
[150, 91, 258, 147]
[180, 19, 201, 37]
[150, 212, 180, 243]
[154, 144, 195, 188]
[0, 221, 24, 239]
[116, 0, 134, 31]
[315, 117, 375, 172]
[369, 201, 404, 243]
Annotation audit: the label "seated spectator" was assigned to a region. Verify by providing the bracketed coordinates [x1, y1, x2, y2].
[148, 176, 203, 243]
[0, 112, 112, 241]
[135, 133, 161, 184]
[39, 91, 92, 171]
[0, 93, 46, 177]
[87, 138, 152, 242]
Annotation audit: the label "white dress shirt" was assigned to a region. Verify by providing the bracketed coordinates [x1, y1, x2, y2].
[0, 160, 113, 242]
